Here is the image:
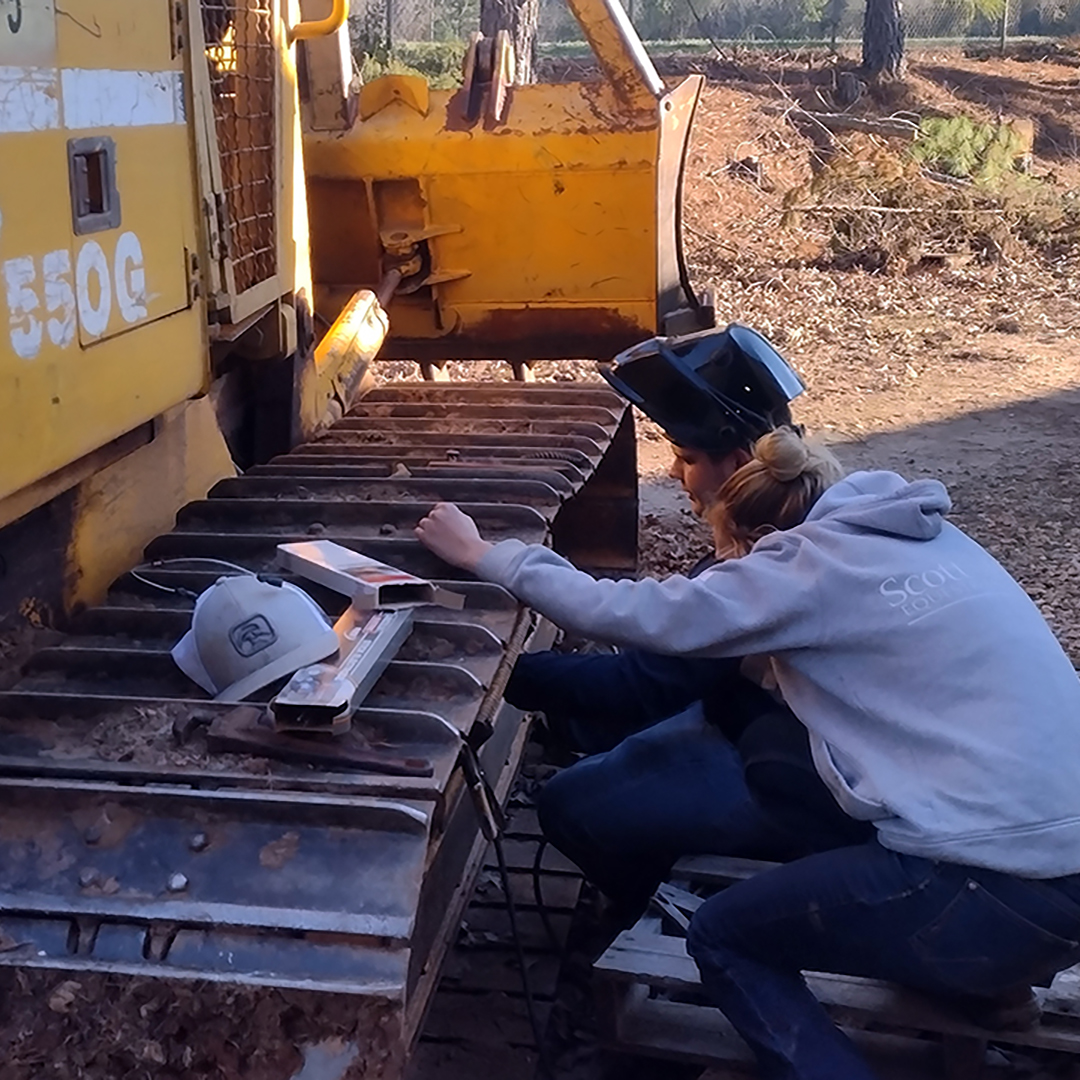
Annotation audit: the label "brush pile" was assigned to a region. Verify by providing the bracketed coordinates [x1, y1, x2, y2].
[782, 126, 1080, 274]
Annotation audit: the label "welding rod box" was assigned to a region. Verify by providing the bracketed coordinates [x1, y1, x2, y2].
[277, 540, 465, 610]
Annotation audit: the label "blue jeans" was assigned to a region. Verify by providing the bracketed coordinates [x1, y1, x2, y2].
[687, 839, 1080, 1080]
[507, 649, 742, 755]
[537, 704, 865, 918]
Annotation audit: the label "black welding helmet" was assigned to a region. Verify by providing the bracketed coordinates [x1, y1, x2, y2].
[600, 324, 805, 456]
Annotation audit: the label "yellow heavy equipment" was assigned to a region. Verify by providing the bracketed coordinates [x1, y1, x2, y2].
[0, 0, 708, 1072]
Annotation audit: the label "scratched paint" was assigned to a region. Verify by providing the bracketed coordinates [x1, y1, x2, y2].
[4, 253, 41, 359]
[75, 241, 111, 338]
[41, 247, 75, 347]
[0, 65, 59, 133]
[113, 231, 148, 324]
[0, 67, 185, 134]
[61, 69, 185, 130]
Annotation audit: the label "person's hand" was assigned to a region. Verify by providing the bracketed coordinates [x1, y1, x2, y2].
[415, 503, 493, 571]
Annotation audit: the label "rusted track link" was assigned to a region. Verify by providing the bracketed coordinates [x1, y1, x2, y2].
[0, 381, 634, 1050]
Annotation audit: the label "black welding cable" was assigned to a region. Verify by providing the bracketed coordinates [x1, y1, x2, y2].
[128, 558, 275, 602]
[532, 839, 563, 953]
[136, 557, 256, 577]
[129, 556, 258, 600]
[492, 829, 557, 1079]
[127, 570, 199, 600]
[462, 742, 555, 1076]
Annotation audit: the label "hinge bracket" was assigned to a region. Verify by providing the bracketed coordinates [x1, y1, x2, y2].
[169, 0, 186, 58]
[184, 247, 201, 306]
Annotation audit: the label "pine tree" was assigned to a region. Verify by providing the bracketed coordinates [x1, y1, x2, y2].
[862, 0, 906, 79]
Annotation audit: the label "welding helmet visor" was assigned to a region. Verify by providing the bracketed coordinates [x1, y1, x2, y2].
[600, 324, 805, 456]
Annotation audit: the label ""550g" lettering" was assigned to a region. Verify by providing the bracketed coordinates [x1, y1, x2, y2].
[4, 230, 148, 360]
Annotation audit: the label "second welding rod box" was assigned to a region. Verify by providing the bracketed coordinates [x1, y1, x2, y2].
[276, 540, 465, 610]
[271, 604, 415, 734]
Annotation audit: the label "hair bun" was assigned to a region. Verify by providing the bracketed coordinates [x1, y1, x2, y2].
[753, 428, 810, 482]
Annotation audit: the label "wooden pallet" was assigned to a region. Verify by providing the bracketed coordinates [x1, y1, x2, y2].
[594, 856, 1080, 1080]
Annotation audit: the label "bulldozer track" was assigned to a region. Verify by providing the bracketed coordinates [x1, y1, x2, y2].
[0, 381, 633, 1067]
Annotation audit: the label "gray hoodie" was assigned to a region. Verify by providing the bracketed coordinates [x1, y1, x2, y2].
[478, 471, 1080, 878]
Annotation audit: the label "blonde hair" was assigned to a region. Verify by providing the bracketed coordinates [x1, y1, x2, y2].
[708, 427, 844, 557]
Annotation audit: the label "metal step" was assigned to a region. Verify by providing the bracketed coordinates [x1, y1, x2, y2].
[206, 476, 564, 514]
[359, 383, 624, 410]
[349, 401, 619, 428]
[263, 453, 590, 487]
[308, 429, 604, 462]
[247, 462, 579, 495]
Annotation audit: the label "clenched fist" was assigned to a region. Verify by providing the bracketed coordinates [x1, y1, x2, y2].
[415, 503, 493, 571]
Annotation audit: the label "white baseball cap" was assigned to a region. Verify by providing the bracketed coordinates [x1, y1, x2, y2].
[171, 575, 340, 703]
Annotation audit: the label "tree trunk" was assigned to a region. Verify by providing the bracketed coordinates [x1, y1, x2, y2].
[480, 0, 539, 84]
[862, 0, 907, 79]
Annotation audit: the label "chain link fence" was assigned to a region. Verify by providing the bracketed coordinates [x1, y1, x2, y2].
[348, 0, 1080, 72]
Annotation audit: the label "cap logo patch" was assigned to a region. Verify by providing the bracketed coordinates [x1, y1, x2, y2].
[229, 615, 277, 657]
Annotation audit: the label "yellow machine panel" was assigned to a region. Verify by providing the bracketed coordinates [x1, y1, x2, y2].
[303, 8, 704, 362]
[306, 82, 659, 354]
[0, 0, 205, 503]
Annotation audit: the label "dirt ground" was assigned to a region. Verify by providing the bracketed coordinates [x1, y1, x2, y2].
[638, 48, 1080, 662]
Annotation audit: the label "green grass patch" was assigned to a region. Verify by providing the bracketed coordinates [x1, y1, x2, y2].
[357, 40, 467, 90]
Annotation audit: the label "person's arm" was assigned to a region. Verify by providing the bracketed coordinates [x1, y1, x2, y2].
[415, 503, 825, 658]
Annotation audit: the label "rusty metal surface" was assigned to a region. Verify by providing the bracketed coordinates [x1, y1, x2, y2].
[313, 429, 605, 461]
[657, 76, 707, 326]
[304, 65, 703, 363]
[207, 476, 565, 515]
[278, 448, 593, 486]
[373, 306, 651, 363]
[0, 380, 634, 1005]
[250, 464, 579, 497]
[0, 780, 428, 936]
